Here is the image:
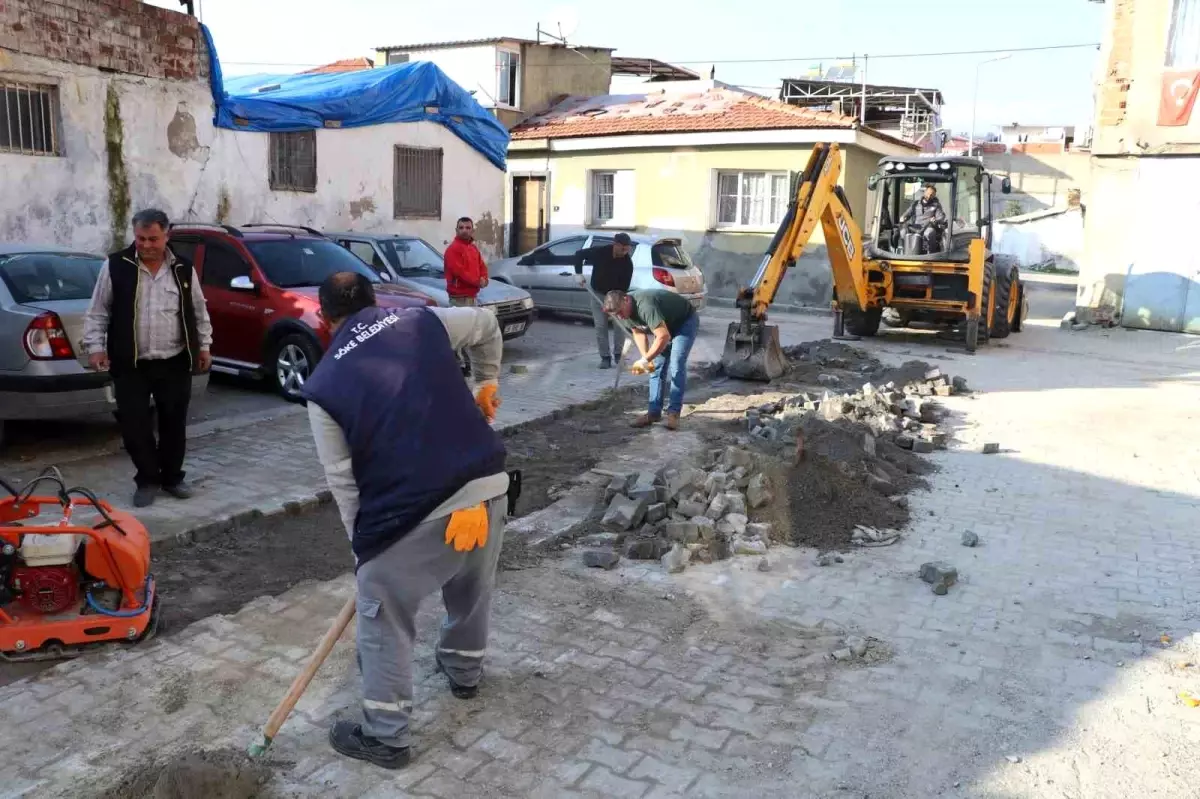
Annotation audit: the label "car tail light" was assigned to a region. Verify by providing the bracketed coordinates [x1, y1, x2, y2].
[652, 267, 675, 287]
[24, 312, 75, 360]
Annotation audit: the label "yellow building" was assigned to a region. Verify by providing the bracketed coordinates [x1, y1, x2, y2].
[505, 82, 918, 308]
[1078, 0, 1200, 332]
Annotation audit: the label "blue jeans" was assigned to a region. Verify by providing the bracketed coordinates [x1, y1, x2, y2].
[648, 312, 699, 417]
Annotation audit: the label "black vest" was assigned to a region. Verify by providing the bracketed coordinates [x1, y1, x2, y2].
[104, 244, 202, 375]
[300, 306, 507, 566]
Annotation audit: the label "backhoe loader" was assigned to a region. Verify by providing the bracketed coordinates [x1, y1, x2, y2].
[721, 143, 1026, 381]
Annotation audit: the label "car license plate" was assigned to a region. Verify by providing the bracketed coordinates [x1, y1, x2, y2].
[504, 322, 526, 335]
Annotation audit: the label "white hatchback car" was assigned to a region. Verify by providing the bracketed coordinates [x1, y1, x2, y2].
[488, 233, 707, 316]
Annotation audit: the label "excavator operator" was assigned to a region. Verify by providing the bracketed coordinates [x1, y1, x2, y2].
[900, 182, 947, 254]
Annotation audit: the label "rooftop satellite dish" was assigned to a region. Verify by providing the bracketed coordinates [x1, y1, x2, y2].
[539, 6, 580, 43]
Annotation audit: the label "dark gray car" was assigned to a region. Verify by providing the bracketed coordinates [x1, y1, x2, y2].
[327, 232, 536, 340]
[0, 244, 208, 448]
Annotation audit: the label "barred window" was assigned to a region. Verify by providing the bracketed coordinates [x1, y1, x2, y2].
[394, 145, 443, 219]
[0, 82, 60, 156]
[269, 131, 317, 192]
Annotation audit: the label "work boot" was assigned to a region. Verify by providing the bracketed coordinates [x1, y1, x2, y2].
[133, 486, 157, 508]
[630, 413, 661, 429]
[599, 356, 612, 369]
[329, 721, 411, 770]
[436, 656, 479, 700]
[162, 481, 193, 500]
[664, 412, 680, 431]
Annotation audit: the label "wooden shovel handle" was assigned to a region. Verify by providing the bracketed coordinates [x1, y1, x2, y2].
[263, 592, 357, 740]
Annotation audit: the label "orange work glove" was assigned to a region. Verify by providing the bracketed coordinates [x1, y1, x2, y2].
[444, 503, 489, 552]
[475, 384, 501, 423]
[630, 358, 656, 376]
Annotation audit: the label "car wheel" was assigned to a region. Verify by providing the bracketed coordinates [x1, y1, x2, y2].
[270, 333, 320, 403]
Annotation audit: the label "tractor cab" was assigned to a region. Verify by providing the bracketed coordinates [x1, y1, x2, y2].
[867, 155, 1011, 262]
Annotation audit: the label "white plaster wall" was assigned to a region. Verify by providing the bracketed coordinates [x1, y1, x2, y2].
[996, 208, 1084, 272]
[0, 50, 214, 253]
[404, 46, 498, 107]
[0, 49, 505, 259]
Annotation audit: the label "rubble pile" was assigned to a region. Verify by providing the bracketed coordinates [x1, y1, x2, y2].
[579, 363, 966, 570]
[744, 367, 968, 457]
[583, 445, 779, 574]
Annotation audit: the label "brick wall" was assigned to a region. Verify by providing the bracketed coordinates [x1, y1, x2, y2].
[1011, 142, 1066, 155]
[1097, 0, 1133, 128]
[0, 0, 208, 81]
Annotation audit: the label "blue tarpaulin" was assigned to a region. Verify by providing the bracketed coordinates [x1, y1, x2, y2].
[199, 25, 509, 170]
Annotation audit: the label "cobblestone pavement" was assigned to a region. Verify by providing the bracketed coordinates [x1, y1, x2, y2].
[6, 294, 1200, 798]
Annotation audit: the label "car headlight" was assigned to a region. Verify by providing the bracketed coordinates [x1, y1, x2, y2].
[521, 297, 534, 309]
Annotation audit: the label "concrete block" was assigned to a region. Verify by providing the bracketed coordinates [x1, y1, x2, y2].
[645, 503, 668, 524]
[661, 543, 690, 573]
[602, 494, 648, 531]
[746, 473, 772, 509]
[665, 521, 699, 544]
[583, 550, 620, 570]
[722, 492, 747, 516]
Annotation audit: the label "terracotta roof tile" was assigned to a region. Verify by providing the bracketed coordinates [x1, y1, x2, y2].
[302, 57, 374, 75]
[511, 87, 860, 140]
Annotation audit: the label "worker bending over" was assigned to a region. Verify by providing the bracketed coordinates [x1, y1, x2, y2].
[302, 272, 508, 770]
[603, 288, 699, 431]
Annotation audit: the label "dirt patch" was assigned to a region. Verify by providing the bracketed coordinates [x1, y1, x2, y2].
[99, 748, 271, 799]
[501, 385, 651, 517]
[152, 505, 354, 638]
[757, 455, 910, 552]
[795, 415, 933, 494]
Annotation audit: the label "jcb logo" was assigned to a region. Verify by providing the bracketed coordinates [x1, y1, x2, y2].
[836, 214, 856, 261]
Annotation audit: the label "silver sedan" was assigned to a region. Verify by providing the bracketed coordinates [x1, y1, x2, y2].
[0, 244, 207, 449]
[327, 232, 536, 340]
[488, 232, 707, 316]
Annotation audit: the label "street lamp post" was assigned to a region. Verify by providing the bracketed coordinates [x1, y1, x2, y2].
[969, 54, 1011, 156]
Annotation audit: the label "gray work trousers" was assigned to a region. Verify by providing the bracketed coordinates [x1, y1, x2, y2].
[355, 493, 506, 748]
[590, 294, 625, 361]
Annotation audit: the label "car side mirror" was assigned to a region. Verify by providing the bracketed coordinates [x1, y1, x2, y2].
[1001, 177, 1012, 194]
[230, 275, 256, 292]
[518, 254, 534, 266]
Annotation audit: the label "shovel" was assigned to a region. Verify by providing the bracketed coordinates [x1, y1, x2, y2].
[581, 280, 641, 391]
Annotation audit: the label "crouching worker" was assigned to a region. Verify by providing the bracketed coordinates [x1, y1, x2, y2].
[301, 272, 508, 770]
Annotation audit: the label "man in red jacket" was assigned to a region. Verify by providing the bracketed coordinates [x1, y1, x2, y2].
[444, 217, 489, 306]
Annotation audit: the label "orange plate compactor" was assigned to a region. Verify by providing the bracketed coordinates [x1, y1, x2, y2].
[0, 469, 158, 662]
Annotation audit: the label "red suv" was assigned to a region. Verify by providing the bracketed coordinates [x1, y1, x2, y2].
[168, 223, 435, 401]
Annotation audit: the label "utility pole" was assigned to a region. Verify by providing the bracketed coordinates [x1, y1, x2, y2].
[969, 54, 1011, 156]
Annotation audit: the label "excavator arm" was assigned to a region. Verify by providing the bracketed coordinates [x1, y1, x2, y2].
[721, 143, 870, 381]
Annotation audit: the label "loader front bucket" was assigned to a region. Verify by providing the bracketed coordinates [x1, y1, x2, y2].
[720, 321, 788, 382]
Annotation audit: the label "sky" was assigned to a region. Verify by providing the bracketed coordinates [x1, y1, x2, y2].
[149, 0, 1109, 136]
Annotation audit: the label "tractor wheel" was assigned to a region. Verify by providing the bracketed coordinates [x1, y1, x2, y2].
[990, 264, 1019, 339]
[966, 263, 995, 352]
[843, 307, 882, 337]
[1011, 282, 1026, 332]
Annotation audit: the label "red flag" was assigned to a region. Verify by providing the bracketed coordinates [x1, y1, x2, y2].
[1158, 70, 1200, 127]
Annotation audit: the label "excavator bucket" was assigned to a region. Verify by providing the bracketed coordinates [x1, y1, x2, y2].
[721, 321, 788, 382]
